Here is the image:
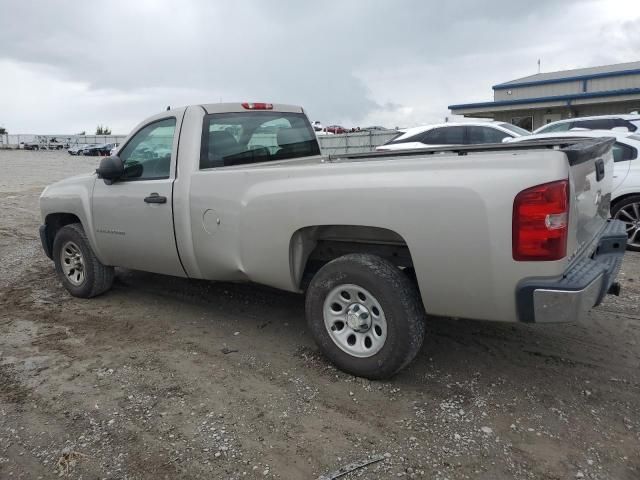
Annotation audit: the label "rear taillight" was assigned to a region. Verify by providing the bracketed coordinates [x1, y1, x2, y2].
[512, 179, 569, 261]
[241, 102, 273, 110]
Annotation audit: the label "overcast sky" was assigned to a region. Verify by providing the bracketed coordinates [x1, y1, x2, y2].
[1, 0, 639, 134]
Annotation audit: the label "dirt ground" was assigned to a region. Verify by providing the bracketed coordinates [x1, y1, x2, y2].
[0, 150, 639, 480]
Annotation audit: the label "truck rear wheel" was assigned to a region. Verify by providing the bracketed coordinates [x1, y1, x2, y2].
[53, 223, 115, 298]
[305, 253, 426, 379]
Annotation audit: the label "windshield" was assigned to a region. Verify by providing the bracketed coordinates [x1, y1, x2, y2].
[535, 122, 572, 134]
[383, 131, 409, 145]
[499, 123, 530, 136]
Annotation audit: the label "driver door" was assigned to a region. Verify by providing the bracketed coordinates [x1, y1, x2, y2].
[91, 116, 185, 276]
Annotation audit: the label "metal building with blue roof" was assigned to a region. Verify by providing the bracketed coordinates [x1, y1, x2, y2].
[449, 61, 640, 131]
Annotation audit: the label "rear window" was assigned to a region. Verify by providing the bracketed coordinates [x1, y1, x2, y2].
[613, 119, 638, 132]
[200, 112, 320, 169]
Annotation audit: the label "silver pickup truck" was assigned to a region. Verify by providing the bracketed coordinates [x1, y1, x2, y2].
[39, 102, 627, 378]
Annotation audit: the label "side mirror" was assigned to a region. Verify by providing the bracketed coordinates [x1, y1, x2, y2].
[96, 155, 124, 184]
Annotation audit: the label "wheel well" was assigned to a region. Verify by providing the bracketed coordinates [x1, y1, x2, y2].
[44, 213, 82, 252]
[611, 193, 640, 212]
[290, 225, 414, 289]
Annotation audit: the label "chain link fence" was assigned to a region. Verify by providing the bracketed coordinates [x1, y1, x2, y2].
[317, 130, 399, 155]
[1, 130, 400, 155]
[0, 134, 127, 150]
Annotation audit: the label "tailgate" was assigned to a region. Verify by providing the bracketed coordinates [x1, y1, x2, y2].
[561, 137, 616, 258]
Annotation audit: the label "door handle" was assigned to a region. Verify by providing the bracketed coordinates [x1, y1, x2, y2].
[144, 193, 167, 204]
[595, 159, 605, 182]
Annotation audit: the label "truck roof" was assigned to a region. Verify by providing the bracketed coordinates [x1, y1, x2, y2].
[200, 102, 305, 114]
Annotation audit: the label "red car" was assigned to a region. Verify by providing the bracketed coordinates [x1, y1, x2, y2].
[324, 125, 347, 134]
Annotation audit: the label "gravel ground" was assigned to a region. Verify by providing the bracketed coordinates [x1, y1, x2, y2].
[0, 150, 639, 480]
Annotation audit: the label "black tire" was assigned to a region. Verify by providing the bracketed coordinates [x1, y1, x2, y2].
[305, 253, 426, 379]
[612, 195, 640, 252]
[53, 223, 115, 298]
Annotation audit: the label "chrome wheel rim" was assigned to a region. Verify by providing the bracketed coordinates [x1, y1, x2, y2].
[615, 202, 640, 248]
[61, 241, 86, 286]
[323, 284, 388, 358]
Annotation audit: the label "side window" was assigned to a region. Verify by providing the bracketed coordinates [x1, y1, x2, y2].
[467, 126, 509, 144]
[572, 119, 614, 130]
[612, 142, 637, 162]
[118, 118, 176, 180]
[420, 126, 465, 145]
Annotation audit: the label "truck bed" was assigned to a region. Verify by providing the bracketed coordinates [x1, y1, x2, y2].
[329, 137, 615, 165]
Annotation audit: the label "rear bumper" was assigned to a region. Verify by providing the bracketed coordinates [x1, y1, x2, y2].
[516, 219, 627, 323]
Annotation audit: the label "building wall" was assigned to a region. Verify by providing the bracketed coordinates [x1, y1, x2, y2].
[494, 73, 640, 102]
[452, 65, 640, 131]
[588, 73, 640, 93]
[491, 99, 640, 130]
[494, 81, 582, 101]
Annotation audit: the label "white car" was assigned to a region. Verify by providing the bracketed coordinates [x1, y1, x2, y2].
[509, 130, 640, 250]
[376, 121, 530, 151]
[68, 144, 92, 155]
[109, 143, 119, 156]
[534, 114, 640, 135]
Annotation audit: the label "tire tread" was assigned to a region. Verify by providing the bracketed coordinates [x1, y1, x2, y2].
[306, 253, 426, 379]
[54, 223, 114, 298]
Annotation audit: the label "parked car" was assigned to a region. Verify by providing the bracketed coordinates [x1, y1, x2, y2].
[311, 121, 324, 132]
[68, 144, 92, 155]
[39, 102, 625, 379]
[534, 114, 640, 134]
[81, 144, 102, 156]
[509, 130, 640, 250]
[376, 121, 530, 151]
[75, 144, 100, 155]
[324, 125, 347, 134]
[23, 142, 42, 150]
[362, 126, 392, 132]
[84, 143, 118, 156]
[109, 144, 119, 156]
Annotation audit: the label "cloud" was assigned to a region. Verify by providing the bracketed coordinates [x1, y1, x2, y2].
[0, 0, 639, 133]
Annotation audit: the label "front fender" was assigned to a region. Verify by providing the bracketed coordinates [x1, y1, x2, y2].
[39, 174, 105, 262]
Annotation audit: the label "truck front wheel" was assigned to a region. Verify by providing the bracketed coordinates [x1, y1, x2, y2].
[305, 253, 426, 379]
[52, 223, 115, 298]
